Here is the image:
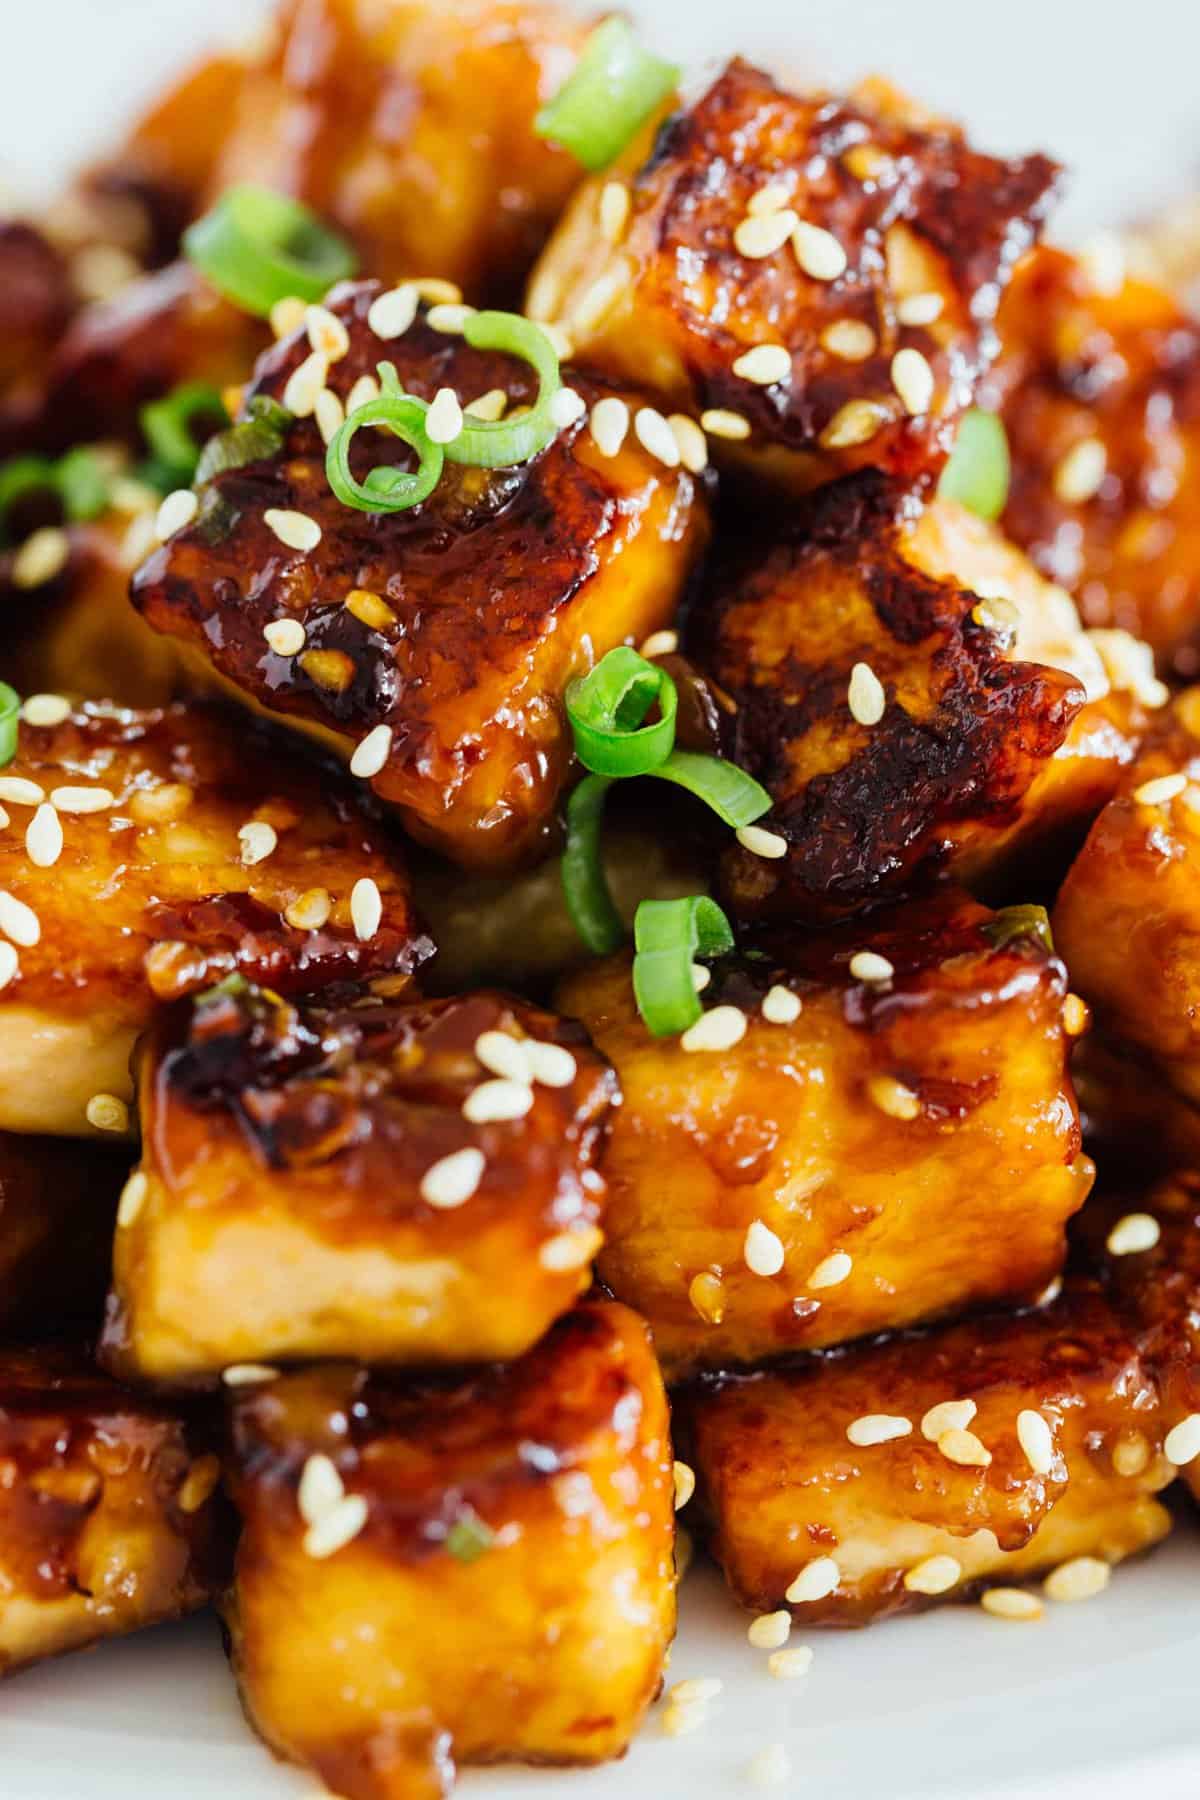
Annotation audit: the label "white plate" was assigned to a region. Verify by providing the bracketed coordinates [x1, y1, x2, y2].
[3, 2, 1200, 1795]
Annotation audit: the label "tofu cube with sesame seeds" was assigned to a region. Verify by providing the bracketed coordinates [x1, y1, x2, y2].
[0, 1342, 229, 1675]
[0, 1133, 127, 1334]
[555, 889, 1091, 1377]
[676, 1274, 1174, 1628]
[100, 985, 617, 1384]
[223, 1301, 675, 1799]
[0, 699, 431, 1138]
[689, 473, 1149, 924]
[526, 58, 1058, 493]
[132, 281, 709, 873]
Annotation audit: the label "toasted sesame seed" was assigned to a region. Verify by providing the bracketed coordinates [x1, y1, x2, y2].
[785, 1556, 840, 1603]
[820, 398, 889, 449]
[419, 1146, 486, 1211]
[843, 142, 893, 182]
[350, 876, 382, 941]
[263, 618, 307, 656]
[350, 723, 393, 779]
[572, 265, 629, 336]
[526, 1040, 577, 1087]
[1112, 1431, 1151, 1477]
[1053, 437, 1107, 504]
[891, 347, 935, 415]
[661, 1702, 708, 1738]
[0, 892, 38, 947]
[589, 396, 630, 458]
[768, 1645, 814, 1679]
[539, 1226, 603, 1271]
[1044, 1557, 1110, 1604]
[848, 660, 886, 726]
[734, 208, 798, 259]
[747, 1745, 791, 1789]
[428, 302, 476, 335]
[692, 964, 711, 992]
[1017, 1409, 1055, 1476]
[640, 629, 679, 659]
[298, 1452, 344, 1525]
[26, 803, 63, 867]
[51, 785, 114, 813]
[762, 984, 801, 1025]
[426, 387, 464, 444]
[264, 508, 322, 552]
[12, 526, 69, 590]
[744, 1219, 785, 1277]
[367, 284, 419, 340]
[897, 292, 944, 327]
[634, 406, 681, 469]
[283, 349, 330, 417]
[847, 1413, 912, 1447]
[904, 1554, 962, 1595]
[747, 181, 793, 217]
[867, 1074, 920, 1122]
[178, 1453, 221, 1514]
[284, 887, 332, 931]
[413, 278, 463, 306]
[670, 1677, 722, 1705]
[701, 408, 752, 443]
[1106, 1212, 1161, 1256]
[689, 1270, 726, 1323]
[269, 295, 307, 340]
[306, 303, 350, 362]
[1164, 1412, 1200, 1465]
[736, 822, 787, 859]
[1133, 771, 1187, 806]
[669, 413, 709, 473]
[303, 1493, 368, 1559]
[550, 386, 587, 429]
[86, 1092, 129, 1133]
[849, 950, 894, 983]
[222, 1363, 281, 1387]
[237, 821, 277, 866]
[921, 1399, 978, 1441]
[821, 318, 878, 361]
[475, 1029, 530, 1083]
[0, 942, 17, 990]
[1062, 993, 1089, 1036]
[121, 511, 159, 569]
[347, 373, 382, 414]
[732, 343, 792, 386]
[1088, 628, 1168, 708]
[314, 386, 346, 445]
[116, 1170, 148, 1228]
[0, 778, 43, 807]
[808, 1250, 852, 1289]
[982, 1588, 1043, 1621]
[599, 180, 632, 243]
[748, 1610, 791, 1650]
[673, 1460, 695, 1510]
[938, 1427, 992, 1468]
[464, 388, 508, 422]
[463, 1078, 534, 1124]
[680, 1005, 747, 1053]
[793, 220, 848, 281]
[20, 693, 71, 727]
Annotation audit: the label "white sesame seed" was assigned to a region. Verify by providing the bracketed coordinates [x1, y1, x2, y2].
[86, 1092, 129, 1133]
[848, 660, 886, 726]
[981, 1588, 1044, 1622]
[1133, 772, 1187, 806]
[572, 266, 628, 336]
[264, 618, 307, 656]
[768, 1645, 813, 1680]
[539, 1226, 603, 1271]
[1062, 994, 1089, 1037]
[1044, 1557, 1111, 1604]
[820, 318, 878, 361]
[50, 786, 114, 813]
[732, 344, 791, 386]
[25, 803, 63, 867]
[283, 349, 330, 418]
[692, 964, 711, 991]
[1106, 1212, 1161, 1256]
[412, 278, 463, 306]
[700, 408, 752, 442]
[820, 398, 890, 449]
[154, 488, 200, 542]
[12, 526, 70, 590]
[734, 208, 798, 259]
[305, 304, 350, 363]
[891, 347, 935, 416]
[634, 406, 681, 469]
[938, 1427, 992, 1468]
[904, 1555, 962, 1595]
[550, 386, 587, 429]
[669, 1677, 723, 1705]
[640, 629, 679, 659]
[269, 295, 307, 340]
[747, 1745, 791, 1789]
[785, 1556, 840, 1603]
[465, 388, 508, 422]
[116, 1170, 148, 1228]
[463, 1078, 534, 1124]
[0, 778, 42, 806]
[599, 180, 631, 243]
[673, 1460, 696, 1510]
[1053, 437, 1107, 504]
[221, 1363, 280, 1387]
[897, 291, 944, 327]
[669, 413, 709, 473]
[367, 284, 419, 340]
[297, 1452, 345, 1525]
[1164, 1413, 1200, 1465]
[849, 950, 894, 983]
[867, 1074, 920, 1121]
[744, 1219, 785, 1277]
[121, 510, 159, 569]
[589, 396, 630, 458]
[921, 1400, 977, 1440]
[847, 1413, 912, 1447]
[793, 220, 848, 281]
[0, 890, 38, 947]
[808, 1251, 852, 1289]
[347, 374, 381, 414]
[1017, 1409, 1055, 1476]
[350, 723, 393, 779]
[20, 693, 70, 728]
[661, 1702, 708, 1738]
[762, 984, 801, 1025]
[680, 1005, 747, 1053]
[427, 303, 476, 336]
[747, 181, 793, 217]
[264, 508, 322, 552]
[0, 941, 17, 990]
[350, 876, 383, 941]
[0, 806, 8, 827]
[237, 821, 277, 866]
[303, 1493, 368, 1559]
[420, 1146, 486, 1210]
[314, 386, 346, 445]
[426, 387, 464, 445]
[474, 1029, 530, 1082]
[747, 1610, 791, 1650]
[526, 1040, 577, 1087]
[736, 823, 787, 859]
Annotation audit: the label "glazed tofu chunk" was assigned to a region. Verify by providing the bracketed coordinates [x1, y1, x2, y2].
[224, 1301, 675, 1800]
[0, 1344, 227, 1675]
[690, 473, 1150, 923]
[0, 1135, 126, 1333]
[529, 59, 1057, 491]
[0, 700, 431, 1138]
[133, 282, 708, 871]
[102, 984, 617, 1383]
[677, 1277, 1173, 1627]
[556, 891, 1091, 1376]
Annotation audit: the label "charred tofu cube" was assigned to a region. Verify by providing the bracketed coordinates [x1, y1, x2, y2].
[224, 1301, 675, 1799]
[556, 891, 1091, 1376]
[690, 473, 1149, 923]
[133, 283, 708, 871]
[0, 1135, 126, 1334]
[0, 700, 431, 1138]
[102, 985, 617, 1383]
[0, 1344, 227, 1675]
[529, 59, 1057, 491]
[989, 246, 1200, 677]
[677, 1277, 1173, 1627]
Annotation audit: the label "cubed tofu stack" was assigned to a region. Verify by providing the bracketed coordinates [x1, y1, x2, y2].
[557, 890, 1091, 1375]
[102, 983, 617, 1382]
[224, 1301, 675, 1799]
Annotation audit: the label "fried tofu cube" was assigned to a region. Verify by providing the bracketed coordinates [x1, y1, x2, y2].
[0, 700, 431, 1138]
[677, 1277, 1173, 1627]
[224, 1301, 675, 1799]
[102, 984, 617, 1383]
[0, 1344, 227, 1674]
[133, 282, 708, 871]
[690, 474, 1147, 923]
[0, 1135, 126, 1334]
[529, 59, 1057, 491]
[555, 891, 1091, 1376]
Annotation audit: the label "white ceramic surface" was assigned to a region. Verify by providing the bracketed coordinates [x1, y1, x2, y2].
[3, 3, 1199, 1796]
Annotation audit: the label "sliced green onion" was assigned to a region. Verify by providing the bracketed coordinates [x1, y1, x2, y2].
[937, 408, 1010, 521]
[183, 184, 358, 317]
[444, 313, 562, 469]
[0, 456, 60, 543]
[195, 395, 293, 485]
[649, 748, 771, 828]
[982, 902, 1054, 955]
[445, 1506, 495, 1563]
[55, 448, 112, 522]
[0, 683, 19, 767]
[561, 774, 623, 956]
[535, 17, 679, 172]
[632, 895, 734, 1038]
[566, 646, 677, 777]
[326, 387, 444, 514]
[141, 382, 228, 483]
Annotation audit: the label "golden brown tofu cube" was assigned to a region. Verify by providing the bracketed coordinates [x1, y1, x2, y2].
[677, 1277, 1173, 1627]
[133, 283, 708, 871]
[690, 474, 1148, 923]
[529, 59, 1057, 491]
[0, 700, 431, 1138]
[990, 246, 1200, 677]
[102, 984, 617, 1383]
[0, 1135, 126, 1334]
[0, 1344, 228, 1675]
[224, 1301, 675, 1800]
[556, 891, 1091, 1376]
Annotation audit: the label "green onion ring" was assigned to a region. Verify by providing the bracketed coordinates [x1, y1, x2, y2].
[0, 682, 19, 767]
[648, 747, 773, 828]
[326, 390, 444, 514]
[535, 17, 679, 172]
[632, 895, 734, 1037]
[937, 408, 1011, 521]
[54, 448, 112, 522]
[561, 774, 624, 956]
[141, 382, 228, 483]
[183, 184, 358, 317]
[0, 456, 60, 543]
[566, 645, 677, 777]
[442, 312, 563, 469]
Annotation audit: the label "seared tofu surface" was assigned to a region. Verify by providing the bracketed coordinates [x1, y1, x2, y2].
[0, 1134, 126, 1334]
[224, 1301, 675, 1799]
[102, 984, 617, 1381]
[556, 891, 1091, 1375]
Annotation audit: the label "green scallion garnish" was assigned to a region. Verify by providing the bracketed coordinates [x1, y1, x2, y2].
[632, 895, 734, 1038]
[443, 312, 562, 469]
[195, 395, 294, 485]
[535, 17, 679, 172]
[326, 381, 444, 514]
[0, 683, 19, 767]
[937, 408, 1011, 521]
[445, 1506, 495, 1563]
[566, 645, 677, 777]
[183, 185, 358, 317]
[0, 457, 61, 544]
[982, 903, 1055, 955]
[141, 382, 229, 485]
[561, 773, 623, 956]
[650, 747, 772, 828]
